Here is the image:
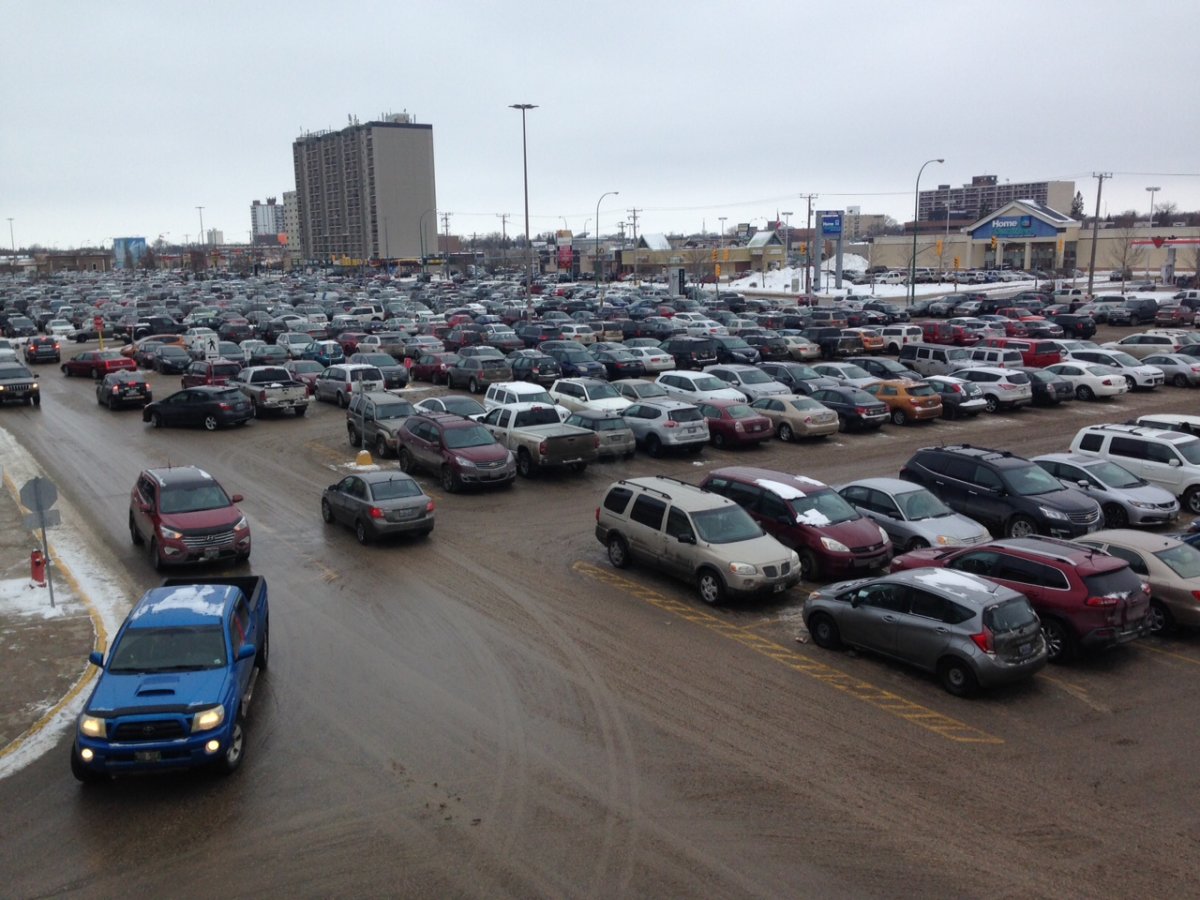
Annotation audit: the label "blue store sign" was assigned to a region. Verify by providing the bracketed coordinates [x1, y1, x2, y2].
[972, 213, 1059, 240]
[821, 213, 842, 237]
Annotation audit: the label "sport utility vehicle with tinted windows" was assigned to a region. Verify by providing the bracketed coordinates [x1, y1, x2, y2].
[659, 335, 718, 370]
[396, 412, 516, 492]
[621, 399, 709, 456]
[890, 537, 1150, 662]
[900, 444, 1102, 538]
[595, 476, 801, 604]
[129, 466, 252, 570]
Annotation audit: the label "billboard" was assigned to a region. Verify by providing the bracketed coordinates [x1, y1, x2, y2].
[113, 237, 147, 269]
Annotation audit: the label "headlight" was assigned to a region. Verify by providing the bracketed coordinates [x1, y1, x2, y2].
[159, 526, 184, 540]
[454, 456, 477, 467]
[728, 562, 758, 576]
[191, 705, 225, 732]
[232, 516, 249, 531]
[820, 537, 850, 553]
[1129, 501, 1158, 510]
[876, 525, 889, 544]
[1039, 506, 1068, 521]
[79, 715, 105, 738]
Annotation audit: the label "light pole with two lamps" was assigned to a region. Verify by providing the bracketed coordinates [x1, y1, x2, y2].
[594, 190, 618, 292]
[909, 158, 943, 303]
[510, 103, 537, 303]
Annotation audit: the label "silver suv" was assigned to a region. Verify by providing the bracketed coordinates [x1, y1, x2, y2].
[804, 568, 1047, 695]
[596, 476, 802, 604]
[621, 398, 709, 456]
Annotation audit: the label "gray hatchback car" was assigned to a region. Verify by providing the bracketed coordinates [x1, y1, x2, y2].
[804, 568, 1047, 695]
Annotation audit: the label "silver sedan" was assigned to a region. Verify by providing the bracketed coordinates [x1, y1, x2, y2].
[1141, 354, 1200, 388]
[321, 471, 435, 544]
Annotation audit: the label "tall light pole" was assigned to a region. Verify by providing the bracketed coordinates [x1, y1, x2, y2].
[196, 206, 205, 245]
[909, 158, 943, 303]
[594, 190, 618, 284]
[1146, 186, 1160, 227]
[510, 103, 537, 302]
[6, 218, 14, 272]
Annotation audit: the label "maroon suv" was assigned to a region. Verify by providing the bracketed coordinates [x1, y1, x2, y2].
[395, 412, 517, 492]
[698, 466, 893, 581]
[890, 536, 1150, 662]
[129, 466, 251, 570]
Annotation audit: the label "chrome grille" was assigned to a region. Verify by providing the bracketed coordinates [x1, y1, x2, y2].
[475, 458, 507, 470]
[181, 529, 235, 549]
[1069, 509, 1102, 525]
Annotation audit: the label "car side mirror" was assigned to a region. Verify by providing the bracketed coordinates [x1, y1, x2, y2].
[237, 643, 257, 661]
[675, 533, 695, 545]
[88, 650, 104, 667]
[231, 494, 244, 503]
[1169, 459, 1181, 467]
[1077, 480, 1090, 490]
[849, 593, 863, 608]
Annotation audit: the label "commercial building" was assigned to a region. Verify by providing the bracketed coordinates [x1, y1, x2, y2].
[919, 175, 1075, 223]
[250, 198, 284, 238]
[291, 112, 437, 264]
[205, 229, 224, 246]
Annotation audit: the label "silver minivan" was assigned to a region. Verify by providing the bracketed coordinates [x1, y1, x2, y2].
[898, 342, 977, 377]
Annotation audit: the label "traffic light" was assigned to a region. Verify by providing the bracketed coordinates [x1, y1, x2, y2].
[935, 238, 944, 256]
[714, 263, 722, 277]
[711, 249, 718, 262]
[799, 242, 807, 255]
[953, 256, 960, 269]
[990, 235, 998, 250]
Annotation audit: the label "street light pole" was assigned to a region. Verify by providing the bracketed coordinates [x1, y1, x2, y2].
[1145, 185, 1160, 282]
[594, 190, 618, 283]
[909, 158, 943, 304]
[510, 103, 537, 303]
[6, 218, 14, 272]
[781, 211, 793, 284]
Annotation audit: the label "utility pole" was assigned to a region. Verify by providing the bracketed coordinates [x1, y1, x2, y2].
[626, 207, 642, 282]
[440, 212, 452, 275]
[1085, 172, 1111, 298]
[800, 194, 817, 295]
[496, 213, 510, 271]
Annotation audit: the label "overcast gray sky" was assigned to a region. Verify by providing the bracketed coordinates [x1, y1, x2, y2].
[5, 0, 1198, 250]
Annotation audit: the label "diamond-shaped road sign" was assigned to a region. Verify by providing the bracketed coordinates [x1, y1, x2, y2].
[19, 476, 58, 513]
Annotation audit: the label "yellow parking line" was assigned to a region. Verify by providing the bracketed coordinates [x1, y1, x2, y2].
[573, 562, 1002, 745]
[1139, 643, 1200, 667]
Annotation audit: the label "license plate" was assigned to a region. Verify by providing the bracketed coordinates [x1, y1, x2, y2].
[135, 750, 161, 763]
[126, 391, 142, 397]
[203, 548, 219, 559]
[393, 508, 418, 520]
[1018, 641, 1033, 657]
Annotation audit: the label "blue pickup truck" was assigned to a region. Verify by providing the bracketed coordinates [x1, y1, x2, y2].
[70, 575, 269, 783]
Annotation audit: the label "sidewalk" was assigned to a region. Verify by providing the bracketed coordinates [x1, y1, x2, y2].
[0, 480, 94, 750]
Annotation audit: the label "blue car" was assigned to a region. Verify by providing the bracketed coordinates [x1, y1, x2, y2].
[71, 576, 269, 782]
[549, 347, 606, 379]
[303, 340, 346, 367]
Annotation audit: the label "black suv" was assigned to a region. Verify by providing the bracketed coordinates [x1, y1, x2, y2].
[710, 335, 761, 365]
[802, 326, 860, 360]
[899, 445, 1102, 539]
[659, 336, 718, 370]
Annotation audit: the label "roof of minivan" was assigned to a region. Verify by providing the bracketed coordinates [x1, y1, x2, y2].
[706, 466, 831, 498]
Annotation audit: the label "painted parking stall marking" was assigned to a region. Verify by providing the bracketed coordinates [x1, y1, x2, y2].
[573, 561, 1002, 745]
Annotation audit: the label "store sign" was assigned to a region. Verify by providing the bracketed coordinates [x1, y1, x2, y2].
[820, 213, 843, 237]
[992, 216, 1033, 236]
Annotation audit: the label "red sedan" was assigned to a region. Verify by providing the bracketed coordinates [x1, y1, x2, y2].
[696, 398, 775, 449]
[336, 331, 370, 355]
[61, 349, 137, 379]
[410, 351, 460, 385]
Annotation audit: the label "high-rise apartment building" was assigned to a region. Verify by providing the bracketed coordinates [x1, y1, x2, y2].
[251, 198, 284, 237]
[918, 175, 1075, 222]
[292, 112, 436, 262]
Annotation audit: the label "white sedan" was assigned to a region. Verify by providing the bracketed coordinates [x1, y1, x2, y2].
[1044, 362, 1130, 400]
[655, 370, 746, 403]
[624, 346, 675, 373]
[1067, 349, 1164, 390]
[45, 319, 76, 339]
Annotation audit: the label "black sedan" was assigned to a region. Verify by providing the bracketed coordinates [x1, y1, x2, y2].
[96, 371, 153, 410]
[590, 348, 645, 380]
[1016, 366, 1075, 406]
[845, 356, 920, 382]
[142, 386, 253, 431]
[808, 385, 890, 431]
[321, 471, 434, 545]
[152, 344, 193, 374]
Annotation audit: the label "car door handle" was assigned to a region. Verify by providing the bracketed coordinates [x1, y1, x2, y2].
[882, 615, 897, 623]
[936, 627, 949, 634]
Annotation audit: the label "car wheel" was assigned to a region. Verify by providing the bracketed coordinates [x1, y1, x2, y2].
[441, 466, 460, 493]
[398, 449, 416, 474]
[214, 716, 245, 775]
[320, 498, 334, 524]
[938, 658, 978, 697]
[1124, 375, 1136, 390]
[697, 568, 725, 605]
[70, 743, 107, 785]
[355, 519, 371, 545]
[570, 461, 588, 473]
[151, 411, 164, 428]
[517, 449, 534, 477]
[891, 408, 908, 426]
[31, 395, 40, 407]
[61, 364, 70, 377]
[607, 534, 630, 569]
[92, 368, 102, 380]
[376, 435, 389, 459]
[348, 427, 361, 448]
[337, 391, 348, 408]
[1174, 373, 1189, 388]
[798, 549, 819, 582]
[1006, 515, 1038, 538]
[777, 423, 794, 442]
[646, 434, 663, 458]
[1076, 384, 1095, 401]
[203, 415, 219, 431]
[983, 394, 1000, 413]
[906, 536, 929, 552]
[807, 613, 842, 650]
[148, 538, 164, 572]
[468, 377, 480, 394]
[1041, 618, 1076, 664]
[1185, 487, 1200, 515]
[711, 431, 727, 448]
[837, 414, 849, 433]
[1146, 599, 1174, 636]
[129, 512, 144, 545]
[1102, 503, 1128, 529]
[294, 404, 307, 417]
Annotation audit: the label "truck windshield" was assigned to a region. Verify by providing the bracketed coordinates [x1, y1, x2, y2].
[109, 626, 227, 672]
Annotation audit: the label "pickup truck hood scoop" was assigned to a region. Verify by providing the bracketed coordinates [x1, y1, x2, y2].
[87, 669, 228, 715]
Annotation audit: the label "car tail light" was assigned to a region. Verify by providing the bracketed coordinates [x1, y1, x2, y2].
[53, 342, 60, 350]
[970, 627, 994, 654]
[218, 402, 232, 411]
[952, 383, 964, 393]
[664, 419, 678, 428]
[369, 506, 384, 519]
[1085, 595, 1119, 607]
[425, 500, 435, 513]
[112, 386, 120, 394]
[855, 406, 868, 415]
[1102, 378, 1114, 386]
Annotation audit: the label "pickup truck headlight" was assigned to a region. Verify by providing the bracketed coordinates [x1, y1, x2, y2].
[191, 705, 226, 732]
[79, 714, 106, 738]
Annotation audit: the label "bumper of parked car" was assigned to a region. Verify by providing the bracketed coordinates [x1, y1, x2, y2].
[1079, 617, 1150, 650]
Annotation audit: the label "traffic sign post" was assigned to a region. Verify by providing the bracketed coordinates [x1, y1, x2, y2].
[94, 315, 106, 350]
[20, 476, 59, 608]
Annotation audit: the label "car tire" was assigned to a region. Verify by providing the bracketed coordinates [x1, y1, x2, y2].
[441, 466, 460, 493]
[469, 378, 480, 394]
[1041, 617, 1076, 663]
[148, 538, 164, 572]
[607, 534, 630, 569]
[31, 395, 40, 407]
[294, 404, 307, 417]
[1185, 487, 1200, 515]
[203, 415, 219, 432]
[92, 368, 102, 380]
[646, 434, 663, 458]
[1102, 503, 1128, 529]
[517, 449, 534, 477]
[214, 716, 245, 775]
[938, 657, 978, 697]
[355, 519, 371, 545]
[891, 408, 907, 426]
[837, 414, 849, 433]
[376, 435, 389, 459]
[1146, 599, 1174, 636]
[807, 613, 842, 650]
[697, 568, 725, 605]
[711, 431, 727, 448]
[777, 423, 794, 442]
[321, 498, 334, 524]
[798, 549, 819, 582]
[61, 364, 70, 377]
[906, 537, 929, 552]
[1006, 515, 1038, 538]
[569, 461, 587, 473]
[129, 512, 144, 545]
[1124, 375, 1136, 390]
[70, 743, 106, 785]
[1174, 373, 1189, 388]
[398, 449, 416, 474]
[348, 427, 361, 448]
[1076, 385, 1095, 401]
[337, 392, 348, 408]
[983, 394, 1000, 413]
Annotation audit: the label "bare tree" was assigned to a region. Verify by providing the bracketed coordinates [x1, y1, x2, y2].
[683, 247, 713, 284]
[1106, 226, 1147, 287]
[1156, 200, 1179, 223]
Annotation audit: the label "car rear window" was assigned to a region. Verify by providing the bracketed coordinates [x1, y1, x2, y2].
[214, 389, 243, 403]
[1082, 566, 1141, 600]
[212, 364, 240, 377]
[349, 367, 384, 381]
[985, 598, 1039, 633]
[669, 407, 703, 423]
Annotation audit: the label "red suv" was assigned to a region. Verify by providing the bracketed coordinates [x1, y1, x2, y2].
[129, 466, 252, 570]
[180, 358, 242, 388]
[395, 412, 517, 492]
[890, 536, 1150, 662]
